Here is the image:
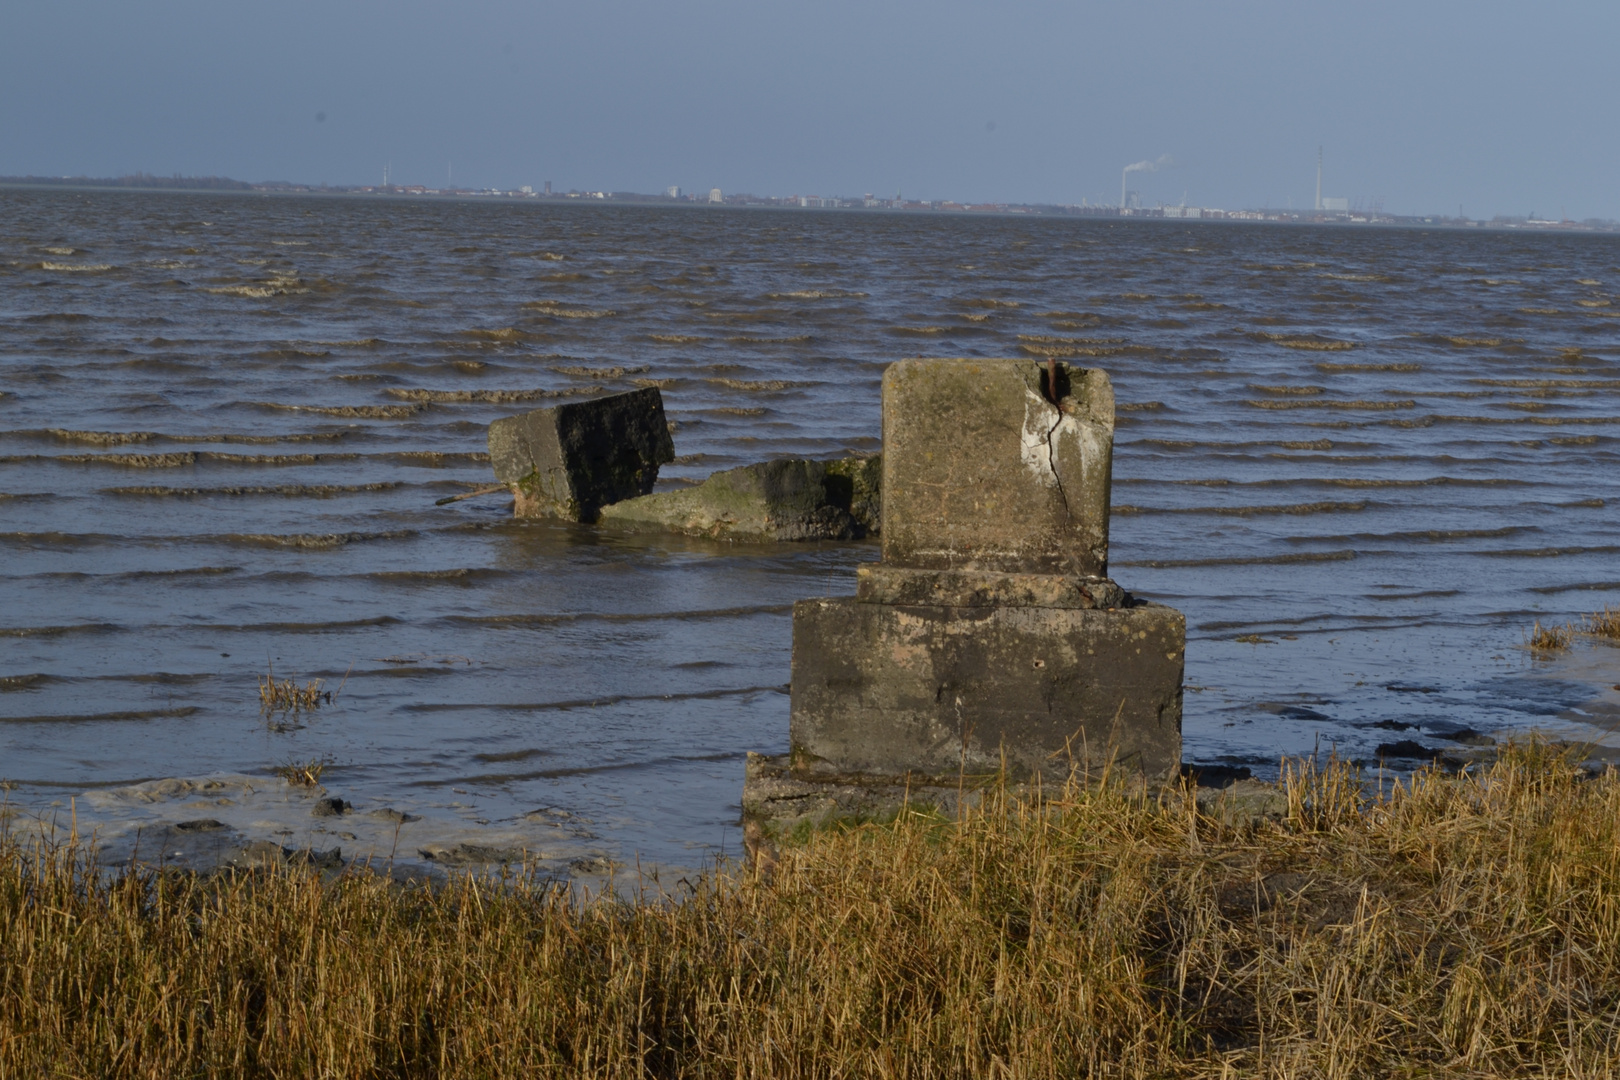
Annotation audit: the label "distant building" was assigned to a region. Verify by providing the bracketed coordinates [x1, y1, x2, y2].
[709, 188, 723, 203]
[1323, 197, 1349, 212]
[666, 186, 681, 198]
[520, 185, 533, 195]
[544, 181, 551, 195]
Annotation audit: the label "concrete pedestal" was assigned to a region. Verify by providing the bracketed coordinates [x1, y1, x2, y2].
[790, 596, 1184, 783]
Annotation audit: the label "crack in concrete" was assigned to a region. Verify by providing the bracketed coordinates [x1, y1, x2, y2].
[1043, 405, 1072, 523]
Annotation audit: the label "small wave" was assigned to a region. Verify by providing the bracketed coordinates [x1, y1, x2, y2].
[39, 261, 113, 272]
[252, 402, 424, 418]
[725, 334, 813, 343]
[40, 429, 160, 445]
[1314, 361, 1422, 372]
[708, 407, 767, 416]
[404, 683, 787, 715]
[766, 289, 867, 300]
[648, 334, 706, 344]
[22, 312, 94, 322]
[270, 239, 310, 246]
[198, 452, 361, 466]
[102, 482, 400, 498]
[41, 246, 76, 255]
[385, 386, 601, 403]
[1115, 500, 1367, 517]
[1406, 414, 1620, 427]
[0, 706, 200, 724]
[1469, 378, 1620, 389]
[1320, 272, 1395, 283]
[371, 568, 510, 584]
[552, 365, 648, 378]
[1527, 581, 1620, 595]
[390, 451, 491, 465]
[49, 452, 199, 467]
[1246, 398, 1416, 410]
[1475, 546, 1620, 559]
[439, 603, 792, 630]
[461, 327, 533, 341]
[1, 673, 50, 691]
[709, 378, 817, 391]
[889, 326, 950, 335]
[522, 301, 614, 318]
[0, 622, 122, 638]
[1117, 402, 1166, 412]
[1253, 331, 1356, 351]
[203, 282, 307, 298]
[960, 298, 1021, 308]
[1316, 526, 1533, 544]
[1116, 550, 1359, 569]
[1248, 384, 1326, 396]
[1017, 334, 1125, 345]
[209, 530, 416, 549]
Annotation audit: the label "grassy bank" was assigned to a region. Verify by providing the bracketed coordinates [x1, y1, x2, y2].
[5, 747, 1620, 1077]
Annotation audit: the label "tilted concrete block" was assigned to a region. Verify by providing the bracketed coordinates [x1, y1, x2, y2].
[488, 387, 675, 521]
[880, 359, 1112, 576]
[790, 597, 1183, 783]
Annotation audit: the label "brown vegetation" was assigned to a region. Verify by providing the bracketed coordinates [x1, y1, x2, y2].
[5, 747, 1620, 1077]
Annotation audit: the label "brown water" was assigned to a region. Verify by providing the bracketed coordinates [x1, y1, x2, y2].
[3, 187, 1619, 874]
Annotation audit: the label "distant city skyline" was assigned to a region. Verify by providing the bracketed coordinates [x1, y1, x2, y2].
[3, 1, 1617, 221]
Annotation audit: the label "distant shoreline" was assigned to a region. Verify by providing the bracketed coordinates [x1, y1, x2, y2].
[4, 173, 1616, 234]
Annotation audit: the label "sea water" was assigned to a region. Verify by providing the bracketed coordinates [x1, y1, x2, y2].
[2, 188, 1618, 874]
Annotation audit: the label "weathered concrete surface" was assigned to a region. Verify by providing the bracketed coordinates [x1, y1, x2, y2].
[489, 387, 675, 521]
[790, 597, 1183, 783]
[880, 359, 1112, 576]
[742, 751, 973, 836]
[598, 455, 879, 541]
[742, 752, 1282, 837]
[855, 565, 1125, 610]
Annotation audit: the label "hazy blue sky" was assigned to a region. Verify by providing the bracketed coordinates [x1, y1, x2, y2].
[3, 1, 1616, 218]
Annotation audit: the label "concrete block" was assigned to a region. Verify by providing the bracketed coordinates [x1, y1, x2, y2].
[790, 597, 1182, 782]
[880, 359, 1112, 575]
[597, 456, 878, 541]
[488, 387, 675, 521]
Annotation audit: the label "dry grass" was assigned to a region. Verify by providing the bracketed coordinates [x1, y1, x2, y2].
[271, 757, 328, 787]
[1526, 605, 1620, 651]
[5, 747, 1620, 1077]
[1583, 605, 1620, 640]
[1528, 619, 1574, 651]
[259, 668, 326, 712]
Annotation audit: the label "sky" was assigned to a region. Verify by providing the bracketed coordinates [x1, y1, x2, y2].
[3, 0, 1617, 220]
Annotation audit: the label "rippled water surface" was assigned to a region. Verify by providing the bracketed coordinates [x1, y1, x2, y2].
[4, 188, 1619, 873]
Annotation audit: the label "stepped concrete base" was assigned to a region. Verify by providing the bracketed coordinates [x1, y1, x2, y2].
[790, 597, 1184, 783]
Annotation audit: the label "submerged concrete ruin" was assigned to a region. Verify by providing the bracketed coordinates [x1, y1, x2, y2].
[746, 358, 1185, 829]
[487, 387, 880, 540]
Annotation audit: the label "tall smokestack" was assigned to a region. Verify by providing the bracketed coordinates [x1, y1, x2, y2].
[1315, 147, 1322, 212]
[1121, 167, 1127, 210]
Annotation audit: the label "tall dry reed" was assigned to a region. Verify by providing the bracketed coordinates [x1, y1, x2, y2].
[4, 745, 1620, 1078]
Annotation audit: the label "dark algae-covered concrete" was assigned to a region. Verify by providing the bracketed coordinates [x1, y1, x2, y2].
[489, 386, 675, 521]
[756, 358, 1185, 831]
